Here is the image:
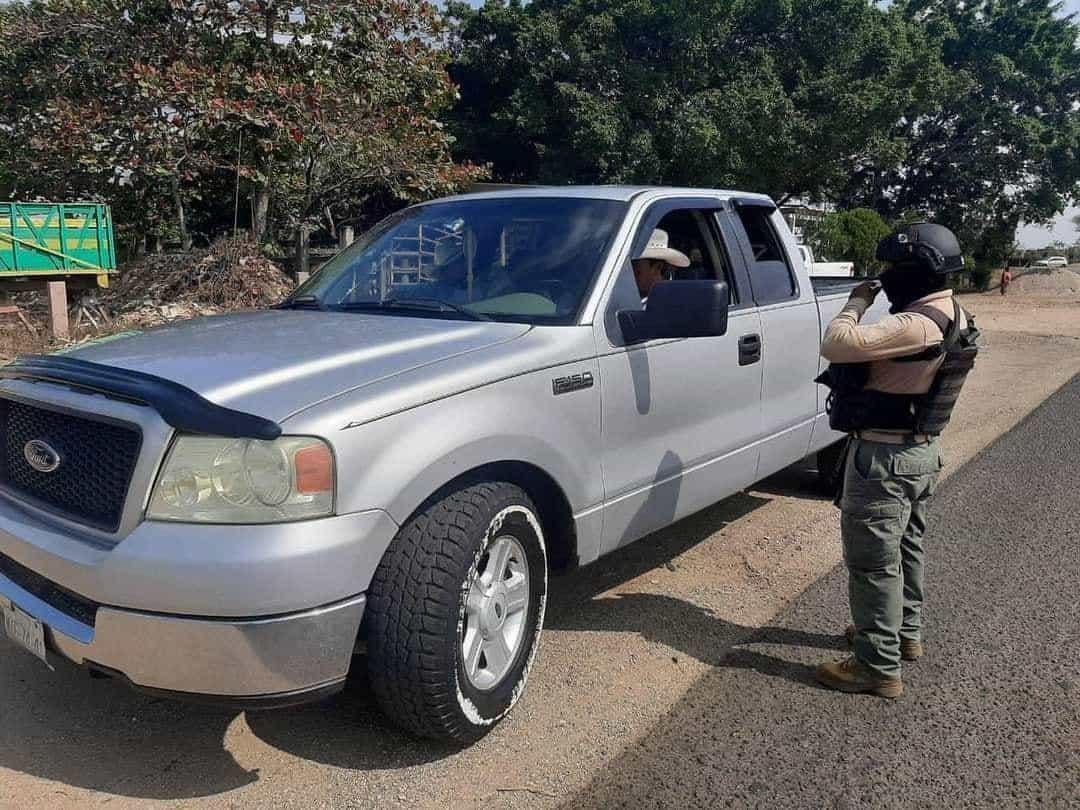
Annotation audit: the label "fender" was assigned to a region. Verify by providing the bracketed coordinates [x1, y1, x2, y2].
[289, 358, 606, 568]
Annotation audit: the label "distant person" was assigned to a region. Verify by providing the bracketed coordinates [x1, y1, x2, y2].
[1001, 268, 1013, 295]
[632, 229, 690, 301]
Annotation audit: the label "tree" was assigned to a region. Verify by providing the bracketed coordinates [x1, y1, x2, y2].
[170, 0, 485, 248]
[806, 208, 893, 276]
[0, 1, 209, 248]
[867, 0, 1080, 264]
[446, 0, 946, 203]
[0, 0, 482, 253]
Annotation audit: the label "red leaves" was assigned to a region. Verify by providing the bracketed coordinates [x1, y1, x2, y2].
[5, 0, 478, 237]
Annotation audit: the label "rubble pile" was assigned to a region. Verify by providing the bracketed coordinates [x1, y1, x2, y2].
[0, 237, 298, 358]
[102, 236, 295, 327]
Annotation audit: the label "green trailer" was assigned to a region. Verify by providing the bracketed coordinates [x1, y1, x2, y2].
[0, 202, 116, 288]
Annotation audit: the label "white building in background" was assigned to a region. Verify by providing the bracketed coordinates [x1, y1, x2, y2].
[779, 200, 837, 243]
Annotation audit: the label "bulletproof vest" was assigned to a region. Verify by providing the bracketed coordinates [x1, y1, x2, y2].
[816, 299, 979, 436]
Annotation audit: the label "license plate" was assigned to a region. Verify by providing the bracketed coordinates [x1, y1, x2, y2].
[2, 599, 47, 664]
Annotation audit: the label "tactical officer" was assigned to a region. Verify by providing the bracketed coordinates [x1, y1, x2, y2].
[814, 223, 979, 699]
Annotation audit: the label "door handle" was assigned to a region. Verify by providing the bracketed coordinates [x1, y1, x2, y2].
[738, 333, 762, 366]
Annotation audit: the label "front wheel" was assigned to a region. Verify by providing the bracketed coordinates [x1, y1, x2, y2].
[363, 482, 548, 743]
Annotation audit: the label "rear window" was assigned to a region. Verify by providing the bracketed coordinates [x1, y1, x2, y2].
[735, 208, 797, 304]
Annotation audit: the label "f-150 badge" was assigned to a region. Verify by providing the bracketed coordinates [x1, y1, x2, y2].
[552, 372, 594, 396]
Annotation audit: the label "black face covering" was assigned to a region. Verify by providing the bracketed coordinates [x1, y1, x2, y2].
[879, 263, 947, 313]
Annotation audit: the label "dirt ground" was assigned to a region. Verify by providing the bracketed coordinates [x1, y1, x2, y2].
[0, 292, 1077, 810]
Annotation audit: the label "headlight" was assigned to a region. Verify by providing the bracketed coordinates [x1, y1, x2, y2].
[147, 435, 334, 523]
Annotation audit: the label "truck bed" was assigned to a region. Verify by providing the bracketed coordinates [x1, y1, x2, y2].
[811, 276, 862, 297]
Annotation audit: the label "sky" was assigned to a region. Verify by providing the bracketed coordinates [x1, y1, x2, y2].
[1018, 208, 1079, 250]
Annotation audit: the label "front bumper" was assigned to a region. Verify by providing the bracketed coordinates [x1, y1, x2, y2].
[1, 563, 366, 701]
[0, 489, 399, 701]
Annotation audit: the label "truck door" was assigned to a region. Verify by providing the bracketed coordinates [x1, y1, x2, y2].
[595, 199, 764, 555]
[725, 201, 821, 480]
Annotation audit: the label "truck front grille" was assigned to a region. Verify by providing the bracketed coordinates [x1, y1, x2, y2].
[0, 398, 141, 532]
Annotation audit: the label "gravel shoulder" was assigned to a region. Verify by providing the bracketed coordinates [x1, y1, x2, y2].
[0, 294, 1078, 809]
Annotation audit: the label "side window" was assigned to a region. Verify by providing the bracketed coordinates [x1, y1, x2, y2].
[735, 207, 796, 304]
[628, 208, 738, 306]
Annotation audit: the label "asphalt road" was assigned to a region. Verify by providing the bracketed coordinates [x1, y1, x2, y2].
[567, 375, 1080, 809]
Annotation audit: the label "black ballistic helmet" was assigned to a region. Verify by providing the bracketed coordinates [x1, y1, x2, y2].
[876, 223, 965, 274]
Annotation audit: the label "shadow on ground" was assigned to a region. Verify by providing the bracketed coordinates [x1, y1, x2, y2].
[0, 463, 836, 799]
[753, 455, 833, 501]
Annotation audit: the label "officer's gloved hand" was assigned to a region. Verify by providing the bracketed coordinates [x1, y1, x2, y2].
[849, 280, 882, 308]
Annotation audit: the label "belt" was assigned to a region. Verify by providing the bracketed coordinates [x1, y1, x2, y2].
[854, 430, 933, 445]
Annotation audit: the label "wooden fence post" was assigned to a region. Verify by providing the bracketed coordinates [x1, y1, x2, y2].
[295, 225, 310, 285]
[46, 280, 69, 340]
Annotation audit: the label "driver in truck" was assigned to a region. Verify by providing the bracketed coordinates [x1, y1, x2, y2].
[632, 229, 690, 301]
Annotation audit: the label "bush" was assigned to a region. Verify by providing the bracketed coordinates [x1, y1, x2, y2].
[968, 264, 993, 291]
[806, 208, 893, 276]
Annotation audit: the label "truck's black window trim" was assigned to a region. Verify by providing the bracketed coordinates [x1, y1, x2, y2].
[731, 197, 778, 212]
[0, 355, 282, 440]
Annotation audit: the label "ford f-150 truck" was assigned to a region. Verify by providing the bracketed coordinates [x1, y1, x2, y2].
[0, 187, 886, 742]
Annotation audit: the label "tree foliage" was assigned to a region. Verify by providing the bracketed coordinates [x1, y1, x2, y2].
[2, 0, 1078, 261]
[446, 0, 947, 202]
[852, 0, 1080, 262]
[806, 208, 893, 276]
[0, 0, 482, 249]
[448, 0, 1079, 257]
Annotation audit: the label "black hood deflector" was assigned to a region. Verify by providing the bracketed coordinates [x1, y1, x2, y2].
[0, 355, 282, 440]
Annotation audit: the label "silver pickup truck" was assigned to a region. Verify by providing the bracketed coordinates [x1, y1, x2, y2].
[0, 187, 885, 742]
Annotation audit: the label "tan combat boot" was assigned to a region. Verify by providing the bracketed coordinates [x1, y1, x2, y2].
[845, 624, 924, 661]
[815, 656, 904, 698]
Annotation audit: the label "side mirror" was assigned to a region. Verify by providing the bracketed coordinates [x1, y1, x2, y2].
[617, 280, 730, 344]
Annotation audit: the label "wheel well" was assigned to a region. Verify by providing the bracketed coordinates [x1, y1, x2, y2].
[424, 461, 578, 571]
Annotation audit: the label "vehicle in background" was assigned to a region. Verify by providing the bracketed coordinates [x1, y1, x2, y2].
[0, 187, 888, 744]
[1034, 256, 1069, 268]
[797, 244, 855, 277]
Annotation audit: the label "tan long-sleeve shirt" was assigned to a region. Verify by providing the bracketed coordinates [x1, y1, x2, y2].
[821, 289, 966, 395]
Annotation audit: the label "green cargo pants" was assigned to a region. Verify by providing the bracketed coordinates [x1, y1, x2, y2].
[839, 437, 944, 678]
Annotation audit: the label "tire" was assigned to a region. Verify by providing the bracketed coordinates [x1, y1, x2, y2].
[363, 482, 548, 743]
[816, 438, 849, 495]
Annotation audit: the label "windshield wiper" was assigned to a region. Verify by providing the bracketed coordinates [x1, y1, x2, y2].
[337, 298, 491, 322]
[276, 295, 326, 311]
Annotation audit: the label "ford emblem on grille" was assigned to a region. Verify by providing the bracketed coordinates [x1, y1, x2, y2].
[24, 439, 61, 473]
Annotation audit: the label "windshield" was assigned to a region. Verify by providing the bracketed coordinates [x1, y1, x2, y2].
[290, 197, 628, 324]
